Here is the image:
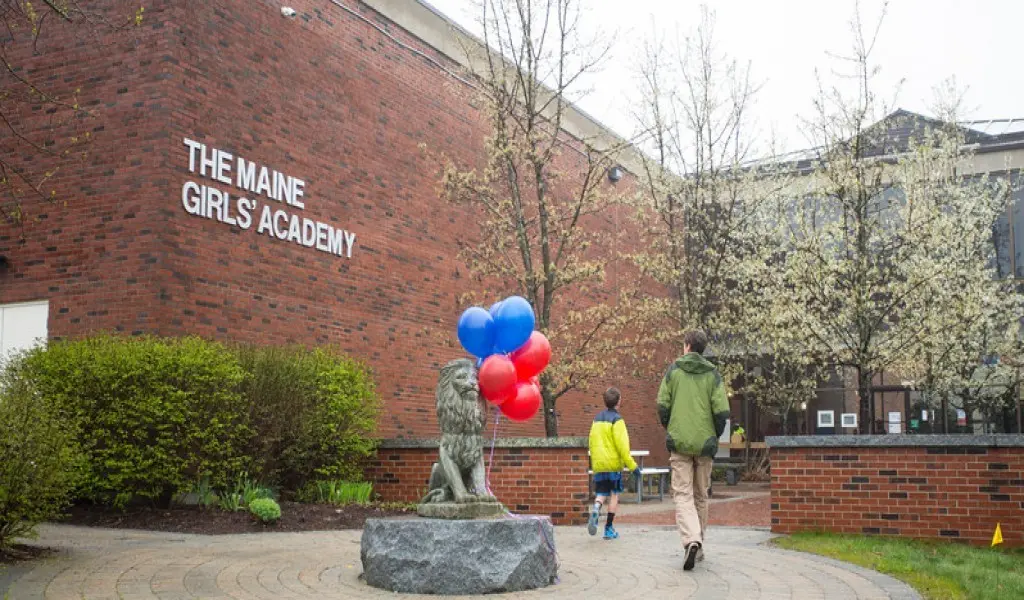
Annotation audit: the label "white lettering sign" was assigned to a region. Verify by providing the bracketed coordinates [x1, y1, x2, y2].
[180, 138, 355, 258]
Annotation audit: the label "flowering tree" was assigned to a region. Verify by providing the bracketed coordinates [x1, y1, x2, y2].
[438, 0, 638, 436]
[761, 6, 1015, 432]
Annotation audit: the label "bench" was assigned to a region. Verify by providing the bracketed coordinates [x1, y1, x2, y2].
[709, 457, 744, 496]
[637, 467, 670, 502]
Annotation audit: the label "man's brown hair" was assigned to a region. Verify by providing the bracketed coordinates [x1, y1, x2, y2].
[683, 330, 708, 354]
[603, 387, 621, 409]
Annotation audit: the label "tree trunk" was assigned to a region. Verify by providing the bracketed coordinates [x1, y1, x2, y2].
[541, 386, 558, 437]
[857, 368, 873, 435]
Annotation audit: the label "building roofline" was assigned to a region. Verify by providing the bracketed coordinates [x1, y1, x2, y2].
[358, 0, 647, 175]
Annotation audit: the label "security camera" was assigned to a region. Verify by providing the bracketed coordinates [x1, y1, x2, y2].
[281, 6, 296, 17]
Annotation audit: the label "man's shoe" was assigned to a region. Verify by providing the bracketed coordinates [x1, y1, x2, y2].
[696, 547, 705, 562]
[683, 542, 700, 571]
[587, 505, 599, 536]
[603, 526, 619, 540]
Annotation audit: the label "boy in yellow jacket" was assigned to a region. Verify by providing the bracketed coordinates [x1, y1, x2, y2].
[588, 387, 641, 539]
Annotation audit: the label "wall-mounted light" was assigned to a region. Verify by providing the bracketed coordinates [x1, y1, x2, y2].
[607, 165, 623, 183]
[800, 401, 807, 411]
[281, 6, 297, 17]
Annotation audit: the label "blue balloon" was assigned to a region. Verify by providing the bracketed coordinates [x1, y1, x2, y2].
[457, 307, 496, 358]
[493, 296, 535, 353]
[488, 301, 504, 317]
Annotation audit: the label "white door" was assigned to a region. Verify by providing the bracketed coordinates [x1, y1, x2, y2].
[0, 300, 49, 365]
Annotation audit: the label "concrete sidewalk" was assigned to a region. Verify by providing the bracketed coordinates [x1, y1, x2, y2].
[1, 523, 918, 599]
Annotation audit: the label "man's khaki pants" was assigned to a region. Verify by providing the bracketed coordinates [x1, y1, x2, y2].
[669, 452, 713, 547]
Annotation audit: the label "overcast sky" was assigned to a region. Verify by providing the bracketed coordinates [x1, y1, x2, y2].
[423, 0, 1024, 152]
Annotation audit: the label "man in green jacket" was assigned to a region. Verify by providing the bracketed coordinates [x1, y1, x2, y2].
[657, 330, 731, 571]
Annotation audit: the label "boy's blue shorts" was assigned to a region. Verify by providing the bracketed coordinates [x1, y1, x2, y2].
[593, 472, 623, 497]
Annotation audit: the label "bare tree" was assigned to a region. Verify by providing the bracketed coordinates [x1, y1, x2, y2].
[438, 0, 638, 436]
[628, 4, 790, 399]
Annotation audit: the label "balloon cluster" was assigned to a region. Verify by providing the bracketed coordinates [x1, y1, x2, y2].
[456, 296, 551, 422]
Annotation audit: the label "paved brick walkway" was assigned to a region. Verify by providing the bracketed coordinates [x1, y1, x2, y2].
[2, 523, 919, 599]
[618, 495, 771, 527]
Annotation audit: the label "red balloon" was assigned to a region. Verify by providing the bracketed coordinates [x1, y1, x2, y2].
[478, 355, 517, 405]
[510, 331, 551, 380]
[502, 381, 541, 421]
[529, 375, 539, 386]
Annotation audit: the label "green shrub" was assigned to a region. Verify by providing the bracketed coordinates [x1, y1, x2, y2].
[0, 376, 83, 551]
[7, 336, 380, 509]
[298, 480, 373, 505]
[11, 336, 253, 507]
[249, 498, 281, 523]
[235, 346, 380, 490]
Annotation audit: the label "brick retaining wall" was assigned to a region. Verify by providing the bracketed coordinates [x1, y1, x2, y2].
[366, 438, 590, 525]
[767, 435, 1024, 547]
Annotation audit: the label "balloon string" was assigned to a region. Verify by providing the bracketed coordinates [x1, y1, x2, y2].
[485, 407, 500, 496]
[484, 406, 561, 581]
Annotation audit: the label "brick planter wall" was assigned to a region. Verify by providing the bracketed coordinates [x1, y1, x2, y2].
[366, 438, 590, 525]
[767, 435, 1024, 547]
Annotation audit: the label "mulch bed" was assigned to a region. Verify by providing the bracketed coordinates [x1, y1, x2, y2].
[0, 544, 54, 564]
[60, 502, 415, 535]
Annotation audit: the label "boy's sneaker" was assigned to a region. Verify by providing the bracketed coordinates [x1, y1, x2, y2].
[603, 526, 619, 540]
[683, 542, 700, 571]
[587, 505, 600, 536]
[696, 547, 705, 562]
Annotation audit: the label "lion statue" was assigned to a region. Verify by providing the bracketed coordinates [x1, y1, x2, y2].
[420, 358, 498, 505]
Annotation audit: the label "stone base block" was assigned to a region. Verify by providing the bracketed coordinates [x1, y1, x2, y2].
[416, 501, 505, 519]
[360, 517, 558, 595]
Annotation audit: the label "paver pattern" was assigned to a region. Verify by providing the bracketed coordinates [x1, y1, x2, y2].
[2, 524, 919, 599]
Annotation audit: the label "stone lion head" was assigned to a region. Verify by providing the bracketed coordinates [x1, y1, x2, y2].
[436, 358, 479, 409]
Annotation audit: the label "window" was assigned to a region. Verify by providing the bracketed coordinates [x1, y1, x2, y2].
[993, 210, 1012, 278]
[841, 413, 858, 428]
[0, 300, 49, 367]
[817, 410, 835, 428]
[1014, 187, 1024, 278]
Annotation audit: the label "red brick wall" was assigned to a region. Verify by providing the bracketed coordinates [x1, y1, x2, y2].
[771, 443, 1024, 547]
[0, 0, 672, 463]
[0, 0, 176, 335]
[366, 442, 590, 525]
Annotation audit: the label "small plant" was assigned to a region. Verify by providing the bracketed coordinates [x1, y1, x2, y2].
[194, 476, 217, 509]
[298, 480, 373, 505]
[235, 472, 275, 505]
[218, 492, 242, 512]
[210, 473, 274, 512]
[249, 498, 281, 523]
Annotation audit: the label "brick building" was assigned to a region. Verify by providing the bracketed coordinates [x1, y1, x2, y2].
[0, 0, 672, 475]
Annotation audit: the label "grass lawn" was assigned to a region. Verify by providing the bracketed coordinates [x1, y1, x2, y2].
[774, 532, 1024, 600]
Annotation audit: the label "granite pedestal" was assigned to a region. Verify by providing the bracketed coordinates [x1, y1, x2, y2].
[360, 516, 558, 595]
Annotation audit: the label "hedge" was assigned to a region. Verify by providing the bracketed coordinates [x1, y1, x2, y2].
[5, 336, 380, 508]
